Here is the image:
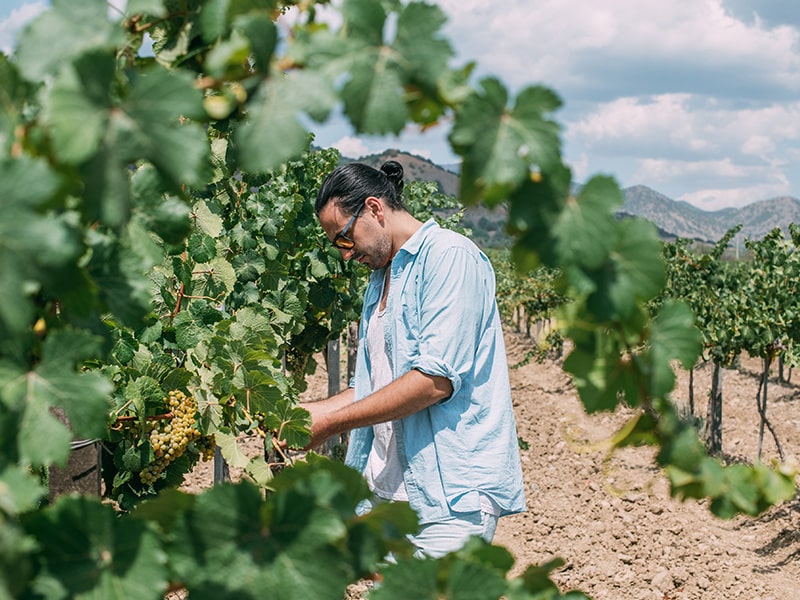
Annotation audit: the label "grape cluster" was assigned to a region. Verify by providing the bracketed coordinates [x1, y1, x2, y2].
[140, 390, 201, 486]
[196, 433, 216, 462]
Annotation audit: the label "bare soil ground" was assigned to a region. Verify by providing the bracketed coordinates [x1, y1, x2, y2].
[182, 329, 800, 599]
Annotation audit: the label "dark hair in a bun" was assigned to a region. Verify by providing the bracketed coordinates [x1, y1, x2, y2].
[315, 160, 406, 216]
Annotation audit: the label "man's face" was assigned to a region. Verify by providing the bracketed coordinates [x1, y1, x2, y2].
[318, 198, 392, 270]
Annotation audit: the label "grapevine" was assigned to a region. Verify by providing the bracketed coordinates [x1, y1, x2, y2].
[0, 0, 794, 598]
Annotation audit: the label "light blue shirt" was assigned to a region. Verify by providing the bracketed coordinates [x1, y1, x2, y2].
[345, 219, 526, 524]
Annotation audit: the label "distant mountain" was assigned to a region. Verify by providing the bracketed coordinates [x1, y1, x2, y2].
[337, 149, 800, 245]
[620, 185, 800, 242]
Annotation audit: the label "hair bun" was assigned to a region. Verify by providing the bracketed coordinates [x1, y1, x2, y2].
[380, 160, 404, 195]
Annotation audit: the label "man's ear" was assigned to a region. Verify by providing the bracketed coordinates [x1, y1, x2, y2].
[364, 196, 385, 220]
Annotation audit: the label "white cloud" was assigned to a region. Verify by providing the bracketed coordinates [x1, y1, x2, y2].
[681, 181, 791, 210]
[332, 135, 370, 159]
[409, 148, 432, 160]
[0, 1, 45, 54]
[437, 0, 800, 96]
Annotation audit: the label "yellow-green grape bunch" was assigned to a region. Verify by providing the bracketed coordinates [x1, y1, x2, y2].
[196, 433, 216, 462]
[140, 390, 201, 486]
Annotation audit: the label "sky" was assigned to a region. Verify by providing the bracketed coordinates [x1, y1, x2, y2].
[2, 0, 799, 210]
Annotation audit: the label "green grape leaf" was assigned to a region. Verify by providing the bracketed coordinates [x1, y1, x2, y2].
[85, 232, 154, 326]
[451, 79, 563, 206]
[370, 558, 438, 599]
[0, 465, 46, 515]
[245, 454, 274, 487]
[0, 156, 62, 209]
[230, 306, 276, 342]
[199, 0, 277, 43]
[725, 464, 760, 516]
[586, 219, 665, 321]
[130, 488, 196, 533]
[205, 29, 252, 80]
[0, 54, 31, 145]
[188, 232, 217, 263]
[110, 331, 138, 366]
[658, 425, 706, 474]
[192, 257, 237, 299]
[647, 301, 702, 398]
[214, 431, 251, 469]
[79, 128, 135, 227]
[124, 376, 164, 421]
[236, 12, 278, 74]
[174, 310, 212, 351]
[199, 0, 232, 42]
[189, 300, 225, 325]
[562, 342, 639, 413]
[63, 66, 209, 204]
[191, 200, 224, 237]
[553, 175, 621, 269]
[145, 197, 192, 245]
[17, 381, 73, 467]
[233, 368, 283, 406]
[29, 331, 113, 441]
[22, 496, 168, 600]
[754, 463, 797, 507]
[235, 78, 315, 173]
[121, 443, 155, 473]
[15, 0, 126, 81]
[42, 50, 114, 164]
[266, 404, 311, 450]
[394, 2, 452, 89]
[232, 250, 266, 282]
[0, 158, 72, 294]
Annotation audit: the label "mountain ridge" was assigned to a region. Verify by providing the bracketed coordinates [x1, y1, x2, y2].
[340, 149, 800, 244]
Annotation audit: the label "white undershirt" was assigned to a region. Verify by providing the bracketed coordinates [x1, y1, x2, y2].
[363, 306, 408, 501]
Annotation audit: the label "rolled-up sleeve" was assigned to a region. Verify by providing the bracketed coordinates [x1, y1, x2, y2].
[406, 243, 492, 401]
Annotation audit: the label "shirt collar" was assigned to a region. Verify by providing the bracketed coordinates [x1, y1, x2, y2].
[395, 218, 439, 260]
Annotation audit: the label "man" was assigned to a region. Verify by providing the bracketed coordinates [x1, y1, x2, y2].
[303, 160, 525, 558]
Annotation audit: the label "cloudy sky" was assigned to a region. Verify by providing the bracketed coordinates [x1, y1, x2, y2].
[2, 0, 799, 210]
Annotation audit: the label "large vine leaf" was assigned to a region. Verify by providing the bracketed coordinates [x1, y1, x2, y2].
[0, 157, 72, 342]
[0, 515, 36, 600]
[0, 465, 46, 516]
[0, 330, 111, 468]
[0, 55, 32, 151]
[553, 175, 621, 270]
[647, 301, 702, 398]
[14, 0, 126, 81]
[292, 0, 453, 136]
[31, 331, 113, 440]
[450, 79, 563, 206]
[585, 218, 665, 321]
[22, 496, 168, 600]
[235, 72, 336, 173]
[43, 52, 209, 226]
[165, 480, 349, 599]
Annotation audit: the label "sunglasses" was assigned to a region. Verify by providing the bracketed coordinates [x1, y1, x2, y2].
[332, 202, 365, 249]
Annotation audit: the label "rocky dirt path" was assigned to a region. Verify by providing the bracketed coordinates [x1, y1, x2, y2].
[494, 332, 800, 599]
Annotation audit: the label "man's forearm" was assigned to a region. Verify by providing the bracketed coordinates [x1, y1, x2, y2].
[304, 369, 452, 448]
